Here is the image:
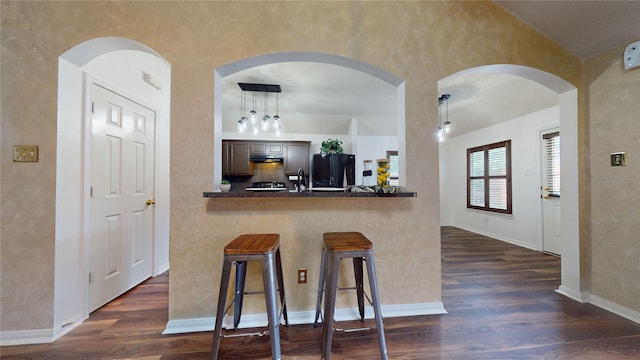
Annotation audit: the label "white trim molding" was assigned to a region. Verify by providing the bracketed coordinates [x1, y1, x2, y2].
[586, 293, 640, 325]
[163, 302, 447, 335]
[0, 315, 83, 346]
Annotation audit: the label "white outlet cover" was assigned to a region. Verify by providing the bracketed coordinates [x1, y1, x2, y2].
[623, 41, 640, 70]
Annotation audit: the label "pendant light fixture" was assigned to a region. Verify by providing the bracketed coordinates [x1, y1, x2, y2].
[261, 91, 271, 131]
[437, 93, 451, 142]
[273, 93, 281, 136]
[237, 90, 248, 133]
[237, 83, 282, 136]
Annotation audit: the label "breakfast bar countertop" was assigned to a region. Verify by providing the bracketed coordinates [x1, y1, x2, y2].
[203, 187, 417, 198]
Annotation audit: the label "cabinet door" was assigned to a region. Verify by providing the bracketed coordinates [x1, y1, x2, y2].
[251, 142, 283, 156]
[284, 142, 310, 175]
[223, 141, 252, 175]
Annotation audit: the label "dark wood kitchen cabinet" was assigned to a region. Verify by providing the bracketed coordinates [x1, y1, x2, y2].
[284, 141, 310, 175]
[250, 142, 283, 156]
[223, 141, 253, 175]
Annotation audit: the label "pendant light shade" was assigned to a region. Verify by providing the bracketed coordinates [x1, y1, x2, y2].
[437, 94, 451, 142]
[237, 83, 282, 136]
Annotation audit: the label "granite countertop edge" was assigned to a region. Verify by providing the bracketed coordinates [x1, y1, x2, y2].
[203, 191, 417, 198]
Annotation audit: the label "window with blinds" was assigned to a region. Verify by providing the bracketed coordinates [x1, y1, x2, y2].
[467, 140, 512, 214]
[543, 131, 560, 197]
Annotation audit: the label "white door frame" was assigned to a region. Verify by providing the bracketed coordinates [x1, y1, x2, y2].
[54, 37, 171, 341]
[539, 126, 562, 255]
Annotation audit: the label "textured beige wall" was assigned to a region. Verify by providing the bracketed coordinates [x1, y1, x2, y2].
[1, 0, 585, 332]
[585, 41, 640, 312]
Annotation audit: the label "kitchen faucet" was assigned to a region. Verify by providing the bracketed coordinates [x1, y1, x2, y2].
[297, 168, 307, 192]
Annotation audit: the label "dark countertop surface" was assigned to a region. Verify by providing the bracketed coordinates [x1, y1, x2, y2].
[203, 187, 417, 198]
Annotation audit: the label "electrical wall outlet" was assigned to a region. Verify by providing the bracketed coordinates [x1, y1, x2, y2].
[298, 269, 307, 284]
[13, 145, 39, 162]
[610, 152, 627, 166]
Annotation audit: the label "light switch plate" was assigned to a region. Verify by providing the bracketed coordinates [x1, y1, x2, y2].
[13, 145, 39, 162]
[610, 152, 626, 166]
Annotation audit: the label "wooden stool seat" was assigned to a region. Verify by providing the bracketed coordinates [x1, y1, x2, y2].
[211, 234, 288, 360]
[323, 232, 373, 252]
[314, 232, 388, 360]
[224, 233, 279, 254]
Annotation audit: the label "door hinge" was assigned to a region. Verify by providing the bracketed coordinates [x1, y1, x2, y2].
[89, 272, 94, 284]
[90, 186, 94, 198]
[91, 102, 95, 113]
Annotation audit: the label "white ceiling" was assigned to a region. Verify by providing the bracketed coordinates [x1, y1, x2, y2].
[221, 62, 397, 136]
[222, 1, 639, 139]
[496, 0, 640, 60]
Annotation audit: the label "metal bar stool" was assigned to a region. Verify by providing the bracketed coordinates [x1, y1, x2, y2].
[313, 232, 388, 360]
[211, 234, 288, 360]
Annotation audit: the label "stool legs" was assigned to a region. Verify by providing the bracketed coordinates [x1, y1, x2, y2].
[322, 253, 340, 359]
[211, 257, 233, 359]
[261, 251, 282, 360]
[314, 248, 327, 327]
[211, 247, 287, 360]
[233, 261, 247, 330]
[353, 257, 365, 320]
[365, 254, 388, 359]
[275, 249, 289, 326]
[317, 251, 388, 360]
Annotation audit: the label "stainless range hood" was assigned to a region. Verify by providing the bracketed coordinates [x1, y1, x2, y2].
[250, 154, 284, 163]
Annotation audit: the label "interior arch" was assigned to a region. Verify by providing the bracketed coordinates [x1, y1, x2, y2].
[438, 64, 582, 301]
[54, 37, 171, 339]
[213, 52, 406, 189]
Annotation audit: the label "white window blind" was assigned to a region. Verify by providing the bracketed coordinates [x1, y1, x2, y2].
[543, 131, 560, 197]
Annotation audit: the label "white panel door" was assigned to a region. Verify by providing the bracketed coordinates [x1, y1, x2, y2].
[89, 83, 156, 312]
[541, 129, 562, 255]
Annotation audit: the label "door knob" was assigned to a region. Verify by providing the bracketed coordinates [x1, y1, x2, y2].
[146, 199, 156, 206]
[542, 195, 550, 199]
[543, 186, 550, 191]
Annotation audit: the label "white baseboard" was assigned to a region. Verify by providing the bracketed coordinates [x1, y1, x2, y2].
[155, 262, 170, 276]
[555, 285, 585, 303]
[163, 302, 447, 335]
[452, 224, 538, 251]
[0, 315, 84, 346]
[586, 293, 640, 325]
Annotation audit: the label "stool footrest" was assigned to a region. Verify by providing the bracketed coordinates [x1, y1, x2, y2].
[336, 326, 371, 333]
[222, 330, 268, 338]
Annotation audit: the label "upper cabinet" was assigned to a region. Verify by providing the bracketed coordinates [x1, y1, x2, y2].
[222, 141, 253, 175]
[222, 140, 309, 176]
[284, 141, 310, 175]
[251, 142, 283, 156]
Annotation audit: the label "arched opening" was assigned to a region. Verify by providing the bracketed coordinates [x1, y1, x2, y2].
[53, 37, 171, 339]
[438, 64, 581, 301]
[213, 52, 406, 189]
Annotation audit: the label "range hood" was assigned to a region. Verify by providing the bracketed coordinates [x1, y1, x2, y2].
[250, 154, 284, 163]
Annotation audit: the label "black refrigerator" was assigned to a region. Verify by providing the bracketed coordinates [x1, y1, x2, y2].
[312, 154, 356, 188]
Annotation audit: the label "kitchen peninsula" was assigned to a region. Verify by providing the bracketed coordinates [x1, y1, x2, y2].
[203, 188, 417, 198]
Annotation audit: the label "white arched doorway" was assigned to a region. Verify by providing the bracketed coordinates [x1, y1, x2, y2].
[53, 37, 171, 340]
[438, 64, 582, 301]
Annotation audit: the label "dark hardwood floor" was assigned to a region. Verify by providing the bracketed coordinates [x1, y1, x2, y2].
[3, 226, 640, 359]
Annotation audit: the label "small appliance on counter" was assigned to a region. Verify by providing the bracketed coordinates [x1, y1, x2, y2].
[312, 154, 355, 188]
[245, 181, 288, 191]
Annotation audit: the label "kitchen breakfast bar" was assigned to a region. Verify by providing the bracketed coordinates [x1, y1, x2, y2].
[203, 190, 417, 198]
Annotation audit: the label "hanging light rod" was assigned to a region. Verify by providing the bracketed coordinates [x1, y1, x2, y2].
[238, 83, 281, 93]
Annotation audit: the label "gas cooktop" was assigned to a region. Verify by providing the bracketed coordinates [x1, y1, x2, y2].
[245, 181, 288, 191]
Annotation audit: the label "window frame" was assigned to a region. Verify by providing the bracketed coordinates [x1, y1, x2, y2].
[466, 140, 512, 214]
